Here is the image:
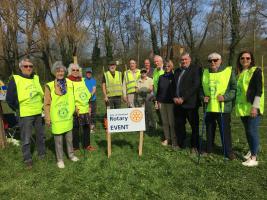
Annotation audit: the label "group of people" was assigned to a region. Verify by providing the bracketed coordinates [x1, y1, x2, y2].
[102, 51, 264, 167]
[6, 59, 97, 169]
[4, 49, 264, 169]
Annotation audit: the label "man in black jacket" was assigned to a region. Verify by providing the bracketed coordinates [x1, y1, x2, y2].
[172, 53, 200, 152]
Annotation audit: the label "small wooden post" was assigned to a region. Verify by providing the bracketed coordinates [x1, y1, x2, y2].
[138, 131, 144, 156]
[0, 102, 7, 149]
[138, 104, 145, 156]
[106, 131, 111, 158]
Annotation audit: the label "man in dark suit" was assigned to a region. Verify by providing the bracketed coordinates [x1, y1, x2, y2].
[172, 53, 200, 153]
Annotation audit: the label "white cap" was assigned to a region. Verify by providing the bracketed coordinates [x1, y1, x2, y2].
[208, 52, 221, 60]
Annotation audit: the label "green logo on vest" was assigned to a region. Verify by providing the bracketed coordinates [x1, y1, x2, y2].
[58, 107, 69, 119]
[79, 92, 87, 101]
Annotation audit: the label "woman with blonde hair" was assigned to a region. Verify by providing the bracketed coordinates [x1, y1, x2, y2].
[68, 63, 96, 151]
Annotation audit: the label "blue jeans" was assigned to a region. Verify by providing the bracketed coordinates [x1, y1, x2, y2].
[241, 116, 260, 156]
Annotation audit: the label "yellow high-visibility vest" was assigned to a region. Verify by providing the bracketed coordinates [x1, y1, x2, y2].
[124, 69, 141, 94]
[13, 75, 43, 117]
[104, 71, 123, 97]
[202, 66, 232, 112]
[72, 78, 91, 114]
[236, 66, 264, 116]
[47, 79, 75, 134]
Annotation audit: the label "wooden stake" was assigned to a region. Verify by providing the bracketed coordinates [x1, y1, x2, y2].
[106, 131, 111, 158]
[138, 131, 144, 156]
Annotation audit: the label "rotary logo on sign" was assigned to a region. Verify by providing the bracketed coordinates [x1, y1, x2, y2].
[130, 109, 143, 122]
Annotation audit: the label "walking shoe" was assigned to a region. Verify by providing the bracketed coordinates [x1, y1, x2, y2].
[242, 158, 258, 167]
[227, 153, 236, 160]
[25, 161, 33, 169]
[161, 140, 168, 146]
[190, 148, 198, 154]
[70, 156, 79, 162]
[57, 161, 65, 169]
[243, 151, 251, 160]
[85, 146, 96, 151]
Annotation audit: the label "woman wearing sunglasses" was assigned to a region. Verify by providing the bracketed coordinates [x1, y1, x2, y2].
[236, 50, 264, 167]
[67, 63, 96, 152]
[200, 52, 236, 160]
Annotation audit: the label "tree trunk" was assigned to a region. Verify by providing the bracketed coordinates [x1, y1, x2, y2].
[228, 0, 240, 66]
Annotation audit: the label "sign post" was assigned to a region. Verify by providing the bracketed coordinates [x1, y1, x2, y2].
[106, 107, 146, 157]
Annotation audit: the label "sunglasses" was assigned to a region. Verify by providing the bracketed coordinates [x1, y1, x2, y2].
[23, 65, 33, 69]
[208, 59, 219, 63]
[72, 69, 79, 72]
[240, 57, 251, 60]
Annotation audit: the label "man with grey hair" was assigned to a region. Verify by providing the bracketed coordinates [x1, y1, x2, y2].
[200, 52, 236, 160]
[172, 53, 200, 152]
[6, 58, 46, 169]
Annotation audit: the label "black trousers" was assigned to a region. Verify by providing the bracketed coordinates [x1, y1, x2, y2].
[205, 112, 233, 156]
[106, 96, 121, 109]
[174, 106, 199, 148]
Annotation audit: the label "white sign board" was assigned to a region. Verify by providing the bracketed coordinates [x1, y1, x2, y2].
[107, 108, 146, 133]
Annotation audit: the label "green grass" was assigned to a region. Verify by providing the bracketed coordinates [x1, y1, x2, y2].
[1, 78, 267, 200]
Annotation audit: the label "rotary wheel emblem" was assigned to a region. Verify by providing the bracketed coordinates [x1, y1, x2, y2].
[130, 109, 143, 122]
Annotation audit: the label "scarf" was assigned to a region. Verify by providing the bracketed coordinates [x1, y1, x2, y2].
[56, 78, 67, 95]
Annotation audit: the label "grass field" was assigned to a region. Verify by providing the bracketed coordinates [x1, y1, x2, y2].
[1, 75, 267, 200]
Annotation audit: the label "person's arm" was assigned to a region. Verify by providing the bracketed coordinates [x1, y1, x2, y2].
[252, 68, 263, 109]
[6, 77, 18, 111]
[91, 79, 96, 96]
[222, 70, 237, 102]
[44, 85, 52, 126]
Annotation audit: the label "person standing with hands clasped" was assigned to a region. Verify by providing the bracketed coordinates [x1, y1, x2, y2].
[236, 50, 264, 167]
[200, 53, 236, 160]
[44, 61, 79, 169]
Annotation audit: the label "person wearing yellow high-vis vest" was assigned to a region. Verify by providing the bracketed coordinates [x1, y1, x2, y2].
[44, 61, 79, 169]
[123, 59, 141, 107]
[200, 53, 236, 160]
[67, 63, 95, 152]
[102, 61, 123, 109]
[236, 51, 264, 167]
[153, 55, 165, 126]
[6, 58, 45, 169]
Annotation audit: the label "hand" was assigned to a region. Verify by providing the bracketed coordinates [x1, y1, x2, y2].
[123, 96, 128, 103]
[173, 98, 179, 105]
[217, 95, 224, 102]
[89, 107, 92, 116]
[177, 97, 184, 105]
[46, 120, 51, 127]
[204, 96, 209, 103]
[251, 107, 258, 118]
[104, 96, 109, 102]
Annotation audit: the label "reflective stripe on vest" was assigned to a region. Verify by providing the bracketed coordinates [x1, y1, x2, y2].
[236, 66, 264, 116]
[124, 69, 141, 94]
[13, 75, 43, 117]
[47, 79, 75, 134]
[104, 71, 123, 97]
[202, 66, 232, 112]
[72, 78, 91, 114]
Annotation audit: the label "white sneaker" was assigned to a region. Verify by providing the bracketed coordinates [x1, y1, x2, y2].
[57, 161, 65, 169]
[161, 140, 168, 146]
[243, 151, 251, 160]
[70, 156, 79, 162]
[242, 158, 258, 167]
